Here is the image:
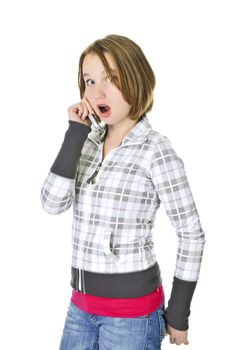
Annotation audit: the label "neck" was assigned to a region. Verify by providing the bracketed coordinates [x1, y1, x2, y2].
[105, 119, 137, 142]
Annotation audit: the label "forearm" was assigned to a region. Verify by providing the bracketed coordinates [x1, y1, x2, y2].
[50, 120, 91, 178]
[164, 277, 197, 331]
[41, 121, 91, 214]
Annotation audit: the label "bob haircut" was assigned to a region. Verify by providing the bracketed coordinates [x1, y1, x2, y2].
[78, 34, 156, 122]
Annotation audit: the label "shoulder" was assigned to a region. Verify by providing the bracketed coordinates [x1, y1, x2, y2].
[147, 129, 185, 171]
[147, 129, 174, 153]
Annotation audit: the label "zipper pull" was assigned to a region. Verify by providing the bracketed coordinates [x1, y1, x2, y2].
[86, 162, 102, 184]
[78, 269, 82, 291]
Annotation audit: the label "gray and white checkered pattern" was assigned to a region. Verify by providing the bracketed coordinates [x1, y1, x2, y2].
[41, 116, 205, 281]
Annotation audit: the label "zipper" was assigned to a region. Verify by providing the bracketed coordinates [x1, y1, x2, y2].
[77, 269, 86, 293]
[78, 269, 82, 291]
[87, 140, 145, 185]
[82, 270, 86, 293]
[86, 162, 102, 184]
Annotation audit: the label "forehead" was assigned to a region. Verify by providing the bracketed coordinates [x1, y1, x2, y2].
[83, 52, 117, 76]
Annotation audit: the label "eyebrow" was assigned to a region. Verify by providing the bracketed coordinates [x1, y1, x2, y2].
[83, 69, 117, 78]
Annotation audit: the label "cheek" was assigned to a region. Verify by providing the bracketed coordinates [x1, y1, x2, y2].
[111, 87, 129, 106]
[116, 93, 131, 112]
[84, 88, 94, 100]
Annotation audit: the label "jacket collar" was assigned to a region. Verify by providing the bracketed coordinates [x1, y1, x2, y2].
[87, 114, 153, 145]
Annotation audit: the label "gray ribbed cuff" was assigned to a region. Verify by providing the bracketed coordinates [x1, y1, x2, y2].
[164, 277, 197, 330]
[50, 121, 91, 178]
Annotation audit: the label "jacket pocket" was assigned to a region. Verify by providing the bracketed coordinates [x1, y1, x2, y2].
[102, 229, 120, 261]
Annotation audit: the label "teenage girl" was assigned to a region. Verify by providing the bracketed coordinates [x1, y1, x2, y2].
[41, 34, 205, 350]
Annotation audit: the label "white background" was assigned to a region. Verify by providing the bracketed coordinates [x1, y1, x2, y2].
[0, 0, 231, 349]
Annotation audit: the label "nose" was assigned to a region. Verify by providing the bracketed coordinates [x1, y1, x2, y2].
[93, 82, 106, 100]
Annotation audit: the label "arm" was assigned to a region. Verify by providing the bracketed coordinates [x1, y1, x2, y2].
[150, 135, 205, 336]
[40, 121, 91, 214]
[41, 100, 94, 215]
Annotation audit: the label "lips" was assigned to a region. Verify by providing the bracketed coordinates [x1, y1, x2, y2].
[97, 104, 111, 118]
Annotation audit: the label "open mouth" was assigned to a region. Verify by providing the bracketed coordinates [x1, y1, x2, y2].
[97, 104, 111, 117]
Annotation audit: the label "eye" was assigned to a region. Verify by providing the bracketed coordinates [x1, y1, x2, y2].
[86, 79, 95, 86]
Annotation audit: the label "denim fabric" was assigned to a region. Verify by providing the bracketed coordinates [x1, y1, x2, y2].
[59, 301, 166, 350]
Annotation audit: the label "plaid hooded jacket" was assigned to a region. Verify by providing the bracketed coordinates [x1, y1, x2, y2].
[41, 115, 205, 281]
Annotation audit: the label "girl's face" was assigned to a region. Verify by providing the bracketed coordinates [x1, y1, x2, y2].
[83, 53, 131, 125]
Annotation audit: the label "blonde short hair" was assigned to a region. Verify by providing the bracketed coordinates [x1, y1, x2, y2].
[78, 34, 156, 122]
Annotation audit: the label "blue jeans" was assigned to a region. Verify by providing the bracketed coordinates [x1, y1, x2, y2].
[59, 301, 166, 350]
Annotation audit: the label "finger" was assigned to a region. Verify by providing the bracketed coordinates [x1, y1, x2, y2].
[175, 338, 183, 345]
[77, 104, 84, 117]
[68, 103, 78, 113]
[70, 103, 82, 116]
[174, 338, 189, 346]
[83, 96, 95, 115]
[76, 101, 88, 119]
[68, 104, 81, 119]
[82, 108, 93, 120]
[169, 337, 175, 344]
[73, 102, 81, 110]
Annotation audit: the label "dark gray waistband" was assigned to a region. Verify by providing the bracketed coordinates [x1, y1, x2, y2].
[71, 262, 162, 298]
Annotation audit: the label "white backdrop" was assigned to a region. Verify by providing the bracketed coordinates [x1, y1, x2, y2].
[0, 0, 231, 349]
